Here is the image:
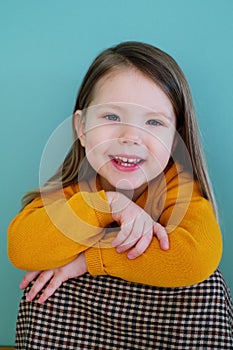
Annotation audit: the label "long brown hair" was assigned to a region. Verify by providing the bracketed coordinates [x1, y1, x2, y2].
[22, 41, 217, 215]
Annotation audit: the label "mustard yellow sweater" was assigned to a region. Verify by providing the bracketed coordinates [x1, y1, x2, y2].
[8, 163, 222, 287]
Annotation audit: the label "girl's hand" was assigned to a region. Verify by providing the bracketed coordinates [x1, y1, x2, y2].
[106, 192, 169, 259]
[20, 252, 87, 304]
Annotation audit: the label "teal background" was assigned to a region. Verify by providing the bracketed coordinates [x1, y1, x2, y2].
[1, 0, 233, 345]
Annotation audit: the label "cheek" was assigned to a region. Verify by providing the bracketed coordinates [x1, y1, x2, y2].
[151, 133, 174, 154]
[84, 129, 102, 150]
[84, 133, 111, 170]
[162, 129, 176, 152]
[85, 126, 117, 153]
[148, 133, 175, 169]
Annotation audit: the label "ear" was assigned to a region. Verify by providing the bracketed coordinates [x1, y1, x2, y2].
[74, 110, 86, 147]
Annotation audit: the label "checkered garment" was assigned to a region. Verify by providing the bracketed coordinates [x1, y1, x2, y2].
[15, 269, 233, 350]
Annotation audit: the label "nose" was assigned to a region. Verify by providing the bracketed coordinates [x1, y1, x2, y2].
[118, 124, 142, 145]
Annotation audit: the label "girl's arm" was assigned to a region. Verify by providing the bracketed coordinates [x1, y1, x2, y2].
[8, 166, 222, 287]
[85, 178, 222, 287]
[86, 198, 222, 287]
[8, 186, 168, 270]
[8, 189, 113, 270]
[21, 185, 221, 303]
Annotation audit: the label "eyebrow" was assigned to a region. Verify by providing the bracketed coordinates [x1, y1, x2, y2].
[143, 110, 173, 121]
[91, 102, 173, 121]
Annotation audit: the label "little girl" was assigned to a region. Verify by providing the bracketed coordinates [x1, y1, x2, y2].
[8, 41, 233, 349]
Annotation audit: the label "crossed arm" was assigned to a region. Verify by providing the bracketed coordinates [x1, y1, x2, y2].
[8, 167, 223, 302]
[9, 189, 169, 303]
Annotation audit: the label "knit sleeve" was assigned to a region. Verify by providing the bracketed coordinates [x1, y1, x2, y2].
[8, 167, 223, 287]
[8, 188, 113, 270]
[85, 171, 223, 287]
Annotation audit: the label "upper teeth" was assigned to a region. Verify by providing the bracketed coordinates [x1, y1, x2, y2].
[114, 156, 141, 164]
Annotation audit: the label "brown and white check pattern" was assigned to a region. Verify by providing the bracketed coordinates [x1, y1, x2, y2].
[15, 269, 233, 349]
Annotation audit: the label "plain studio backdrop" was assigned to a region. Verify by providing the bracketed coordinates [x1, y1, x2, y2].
[0, 0, 232, 346]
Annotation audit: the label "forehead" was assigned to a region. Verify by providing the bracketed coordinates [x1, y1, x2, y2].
[90, 68, 175, 119]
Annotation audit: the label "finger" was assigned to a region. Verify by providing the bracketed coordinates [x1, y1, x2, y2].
[116, 236, 138, 253]
[116, 217, 152, 253]
[26, 270, 54, 302]
[20, 270, 42, 289]
[37, 276, 63, 304]
[111, 222, 133, 247]
[115, 223, 144, 253]
[127, 230, 153, 259]
[153, 222, 169, 250]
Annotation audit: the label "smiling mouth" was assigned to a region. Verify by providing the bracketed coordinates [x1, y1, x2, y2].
[110, 155, 144, 168]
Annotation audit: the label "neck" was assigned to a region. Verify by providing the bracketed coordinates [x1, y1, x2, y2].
[99, 176, 148, 202]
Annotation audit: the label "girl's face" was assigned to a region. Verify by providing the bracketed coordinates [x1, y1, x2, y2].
[76, 69, 176, 197]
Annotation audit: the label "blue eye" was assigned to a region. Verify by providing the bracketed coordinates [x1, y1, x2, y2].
[104, 114, 120, 121]
[146, 119, 162, 126]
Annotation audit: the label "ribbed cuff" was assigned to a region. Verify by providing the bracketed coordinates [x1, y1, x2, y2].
[84, 191, 113, 227]
[85, 245, 107, 276]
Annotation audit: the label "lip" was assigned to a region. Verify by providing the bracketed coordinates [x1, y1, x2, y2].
[109, 154, 144, 172]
